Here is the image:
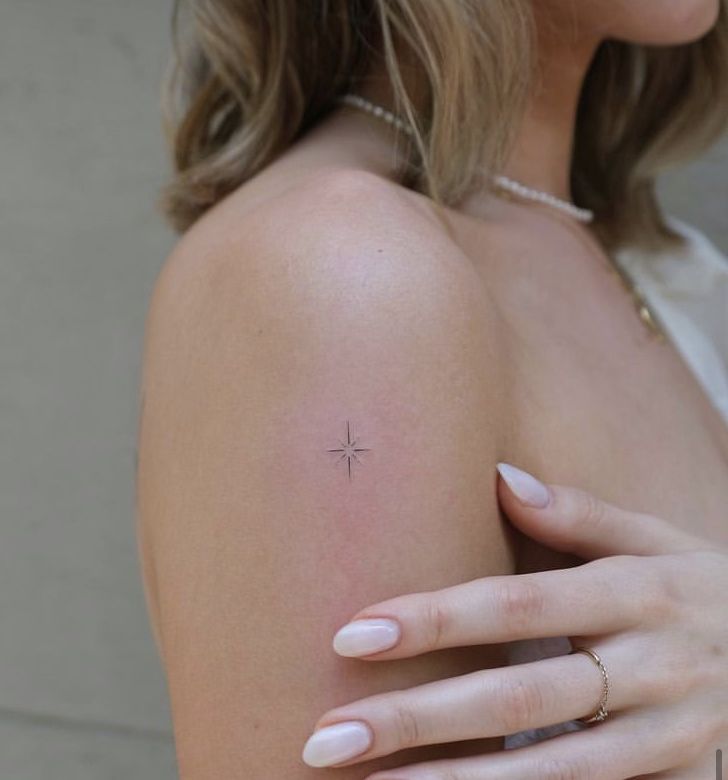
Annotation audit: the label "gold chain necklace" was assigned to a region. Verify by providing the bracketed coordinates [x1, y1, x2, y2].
[335, 92, 669, 342]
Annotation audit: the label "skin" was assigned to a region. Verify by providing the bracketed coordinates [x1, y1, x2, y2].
[136, 0, 727, 777]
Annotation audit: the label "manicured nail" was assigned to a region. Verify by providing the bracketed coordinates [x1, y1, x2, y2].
[333, 618, 401, 657]
[302, 720, 373, 767]
[497, 463, 551, 508]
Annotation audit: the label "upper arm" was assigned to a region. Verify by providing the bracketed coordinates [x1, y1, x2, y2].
[136, 171, 517, 778]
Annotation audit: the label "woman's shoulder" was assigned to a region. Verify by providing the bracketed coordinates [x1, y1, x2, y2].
[160, 167, 469, 293]
[141, 167, 512, 462]
[147, 167, 505, 378]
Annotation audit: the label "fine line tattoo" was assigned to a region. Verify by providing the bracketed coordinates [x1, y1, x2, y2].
[326, 420, 371, 480]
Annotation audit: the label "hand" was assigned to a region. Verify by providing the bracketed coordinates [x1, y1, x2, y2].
[301, 463, 728, 779]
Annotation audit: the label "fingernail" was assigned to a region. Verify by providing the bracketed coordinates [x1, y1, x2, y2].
[497, 463, 551, 508]
[333, 618, 401, 657]
[302, 720, 373, 767]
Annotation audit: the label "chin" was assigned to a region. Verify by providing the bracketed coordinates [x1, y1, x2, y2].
[607, 0, 722, 45]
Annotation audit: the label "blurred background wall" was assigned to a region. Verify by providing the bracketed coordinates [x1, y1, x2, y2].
[0, 1, 177, 777]
[0, 2, 725, 778]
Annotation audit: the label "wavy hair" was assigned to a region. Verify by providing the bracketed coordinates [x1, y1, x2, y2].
[161, 1, 728, 252]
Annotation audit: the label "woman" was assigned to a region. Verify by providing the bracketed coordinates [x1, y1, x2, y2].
[135, 1, 728, 777]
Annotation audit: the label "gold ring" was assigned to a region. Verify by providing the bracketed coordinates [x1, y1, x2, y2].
[569, 646, 610, 723]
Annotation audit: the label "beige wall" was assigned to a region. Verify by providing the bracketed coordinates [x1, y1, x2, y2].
[0, 1, 176, 776]
[0, 3, 725, 777]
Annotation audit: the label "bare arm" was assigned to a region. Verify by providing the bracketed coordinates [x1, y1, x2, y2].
[136, 172, 517, 778]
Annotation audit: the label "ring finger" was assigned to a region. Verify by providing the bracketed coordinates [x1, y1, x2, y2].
[304, 638, 645, 768]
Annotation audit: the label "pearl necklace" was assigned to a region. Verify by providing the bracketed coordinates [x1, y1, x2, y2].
[334, 92, 667, 341]
[336, 92, 595, 223]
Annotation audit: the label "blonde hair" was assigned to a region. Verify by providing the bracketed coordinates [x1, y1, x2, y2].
[161, 1, 728, 252]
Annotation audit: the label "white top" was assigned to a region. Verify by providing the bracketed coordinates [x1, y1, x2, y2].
[503, 215, 728, 749]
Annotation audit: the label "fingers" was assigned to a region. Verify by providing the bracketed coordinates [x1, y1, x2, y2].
[496, 463, 705, 559]
[362, 704, 710, 780]
[334, 558, 657, 659]
[304, 642, 649, 768]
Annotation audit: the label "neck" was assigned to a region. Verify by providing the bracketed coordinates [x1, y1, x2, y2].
[340, 19, 601, 206]
[501, 16, 601, 203]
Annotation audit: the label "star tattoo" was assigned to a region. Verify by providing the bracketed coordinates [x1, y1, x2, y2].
[326, 420, 371, 480]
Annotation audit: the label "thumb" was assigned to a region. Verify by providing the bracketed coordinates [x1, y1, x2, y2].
[496, 462, 702, 559]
